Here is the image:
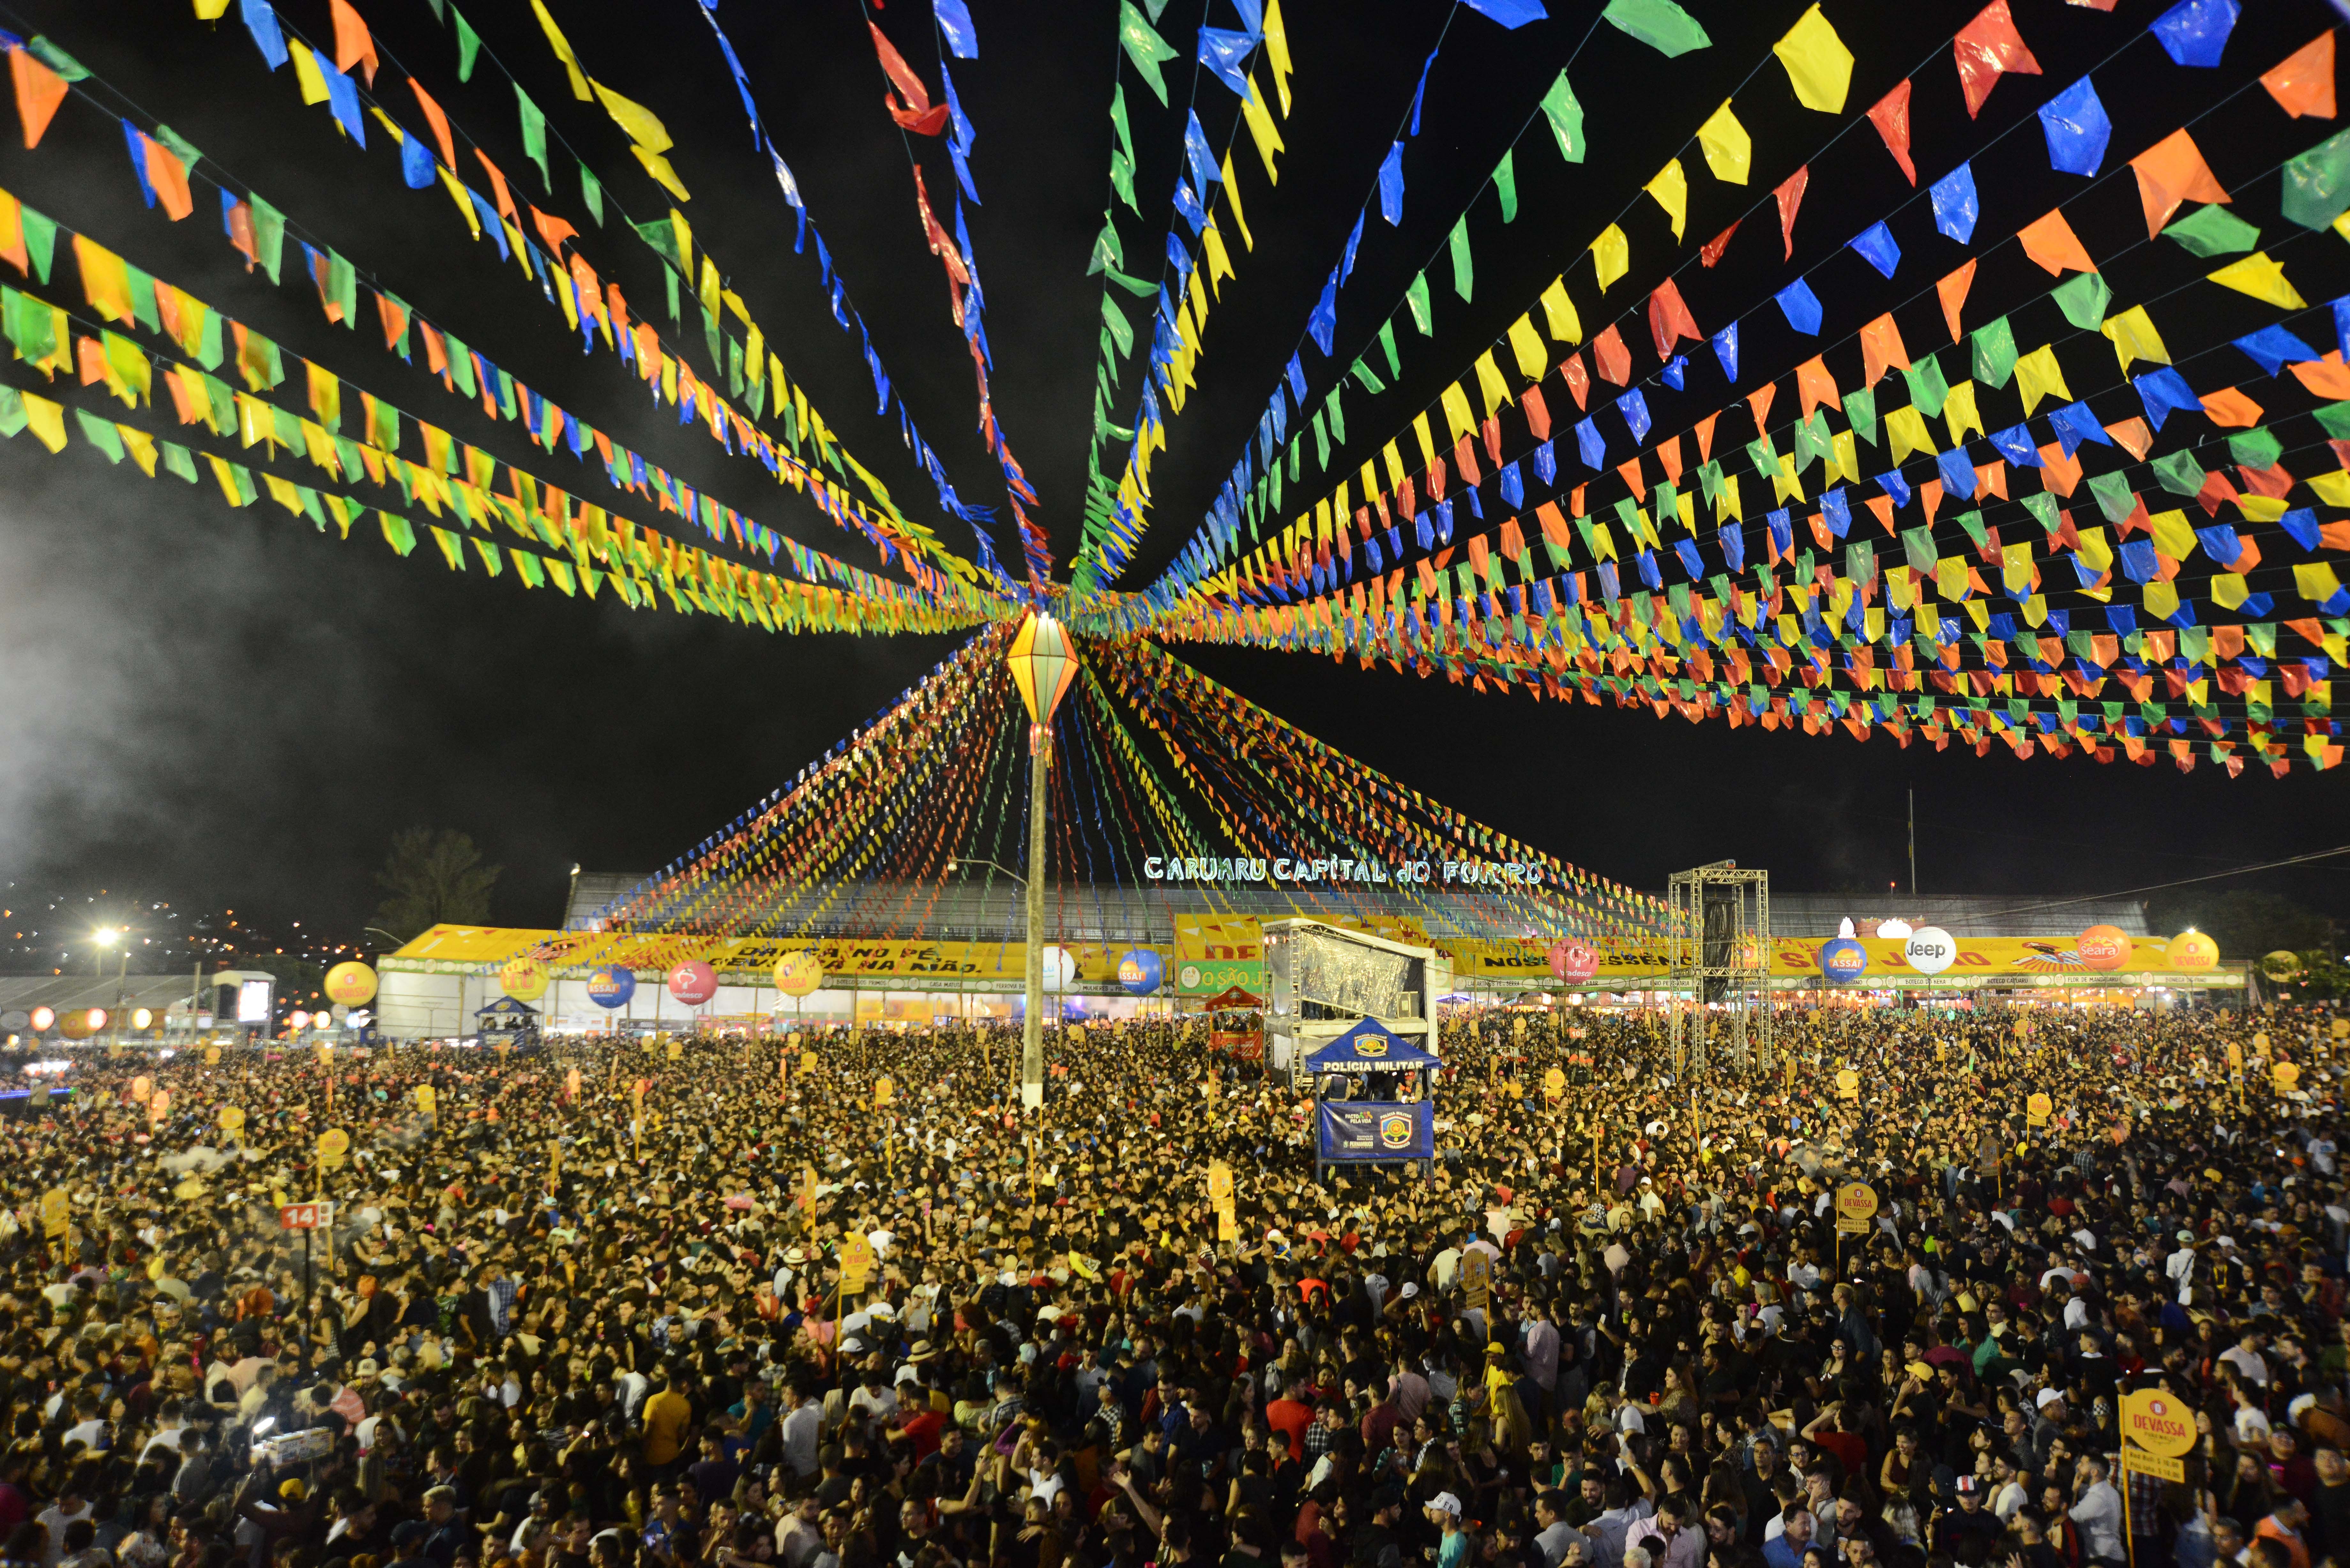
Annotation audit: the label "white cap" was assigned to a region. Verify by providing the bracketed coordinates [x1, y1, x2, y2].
[1428, 1494, 1463, 1518]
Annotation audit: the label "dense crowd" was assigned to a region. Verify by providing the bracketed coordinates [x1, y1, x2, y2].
[0, 1001, 2343, 1568]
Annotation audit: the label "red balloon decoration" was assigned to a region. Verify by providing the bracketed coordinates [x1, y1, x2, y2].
[1548, 940, 1601, 984]
[667, 960, 719, 1006]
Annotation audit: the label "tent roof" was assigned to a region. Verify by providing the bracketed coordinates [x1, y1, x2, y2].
[475, 996, 540, 1016]
[1304, 1018, 1439, 1072]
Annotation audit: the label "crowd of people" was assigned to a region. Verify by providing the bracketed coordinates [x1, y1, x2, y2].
[0, 1000, 2342, 1568]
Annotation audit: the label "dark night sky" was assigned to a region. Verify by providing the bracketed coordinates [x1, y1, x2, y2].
[0, 0, 2343, 951]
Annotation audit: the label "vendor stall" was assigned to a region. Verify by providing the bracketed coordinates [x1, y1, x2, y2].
[1306, 1017, 1437, 1178]
[1203, 985, 1264, 1061]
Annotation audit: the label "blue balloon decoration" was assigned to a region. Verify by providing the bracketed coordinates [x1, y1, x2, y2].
[1117, 950, 1164, 996]
[586, 966, 637, 1009]
[1818, 939, 1869, 985]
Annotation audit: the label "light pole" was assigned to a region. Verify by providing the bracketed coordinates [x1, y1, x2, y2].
[93, 928, 125, 1048]
[1005, 614, 1077, 1111]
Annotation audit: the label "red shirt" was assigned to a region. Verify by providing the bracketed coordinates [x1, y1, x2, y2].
[900, 1408, 947, 1460]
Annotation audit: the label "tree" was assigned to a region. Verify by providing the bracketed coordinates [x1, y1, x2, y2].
[2145, 889, 2334, 961]
[371, 829, 501, 944]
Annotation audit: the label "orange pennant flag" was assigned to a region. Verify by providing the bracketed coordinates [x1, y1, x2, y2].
[1859, 313, 1910, 384]
[474, 149, 518, 223]
[407, 78, 456, 170]
[1746, 382, 1777, 434]
[142, 135, 195, 221]
[530, 204, 579, 257]
[1936, 260, 1976, 343]
[2262, 33, 2335, 119]
[2129, 129, 2228, 239]
[2014, 209, 2094, 276]
[329, 0, 379, 86]
[1794, 356, 1839, 418]
[9, 46, 67, 150]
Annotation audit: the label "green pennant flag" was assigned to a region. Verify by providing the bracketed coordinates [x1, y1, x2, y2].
[1116, 2, 1180, 105]
[454, 8, 482, 81]
[517, 86, 550, 190]
[1601, 0, 1711, 57]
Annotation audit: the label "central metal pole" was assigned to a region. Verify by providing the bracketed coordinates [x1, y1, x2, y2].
[1021, 734, 1048, 1109]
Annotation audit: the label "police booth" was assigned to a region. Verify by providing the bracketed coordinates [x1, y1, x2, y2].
[1307, 1018, 1437, 1178]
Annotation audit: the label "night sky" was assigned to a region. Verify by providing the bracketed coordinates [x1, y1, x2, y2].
[0, 0, 2344, 952]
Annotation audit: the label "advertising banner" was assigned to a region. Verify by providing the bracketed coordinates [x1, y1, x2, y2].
[1316, 1102, 1434, 1163]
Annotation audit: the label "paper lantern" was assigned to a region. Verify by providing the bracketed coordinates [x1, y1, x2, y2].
[323, 961, 378, 1006]
[1904, 927, 1957, 976]
[1818, 938, 1869, 984]
[2075, 925, 2133, 971]
[668, 960, 719, 1006]
[1548, 940, 1600, 984]
[1007, 614, 1078, 734]
[586, 966, 637, 1009]
[1117, 950, 1163, 995]
[58, 1009, 99, 1040]
[774, 952, 823, 998]
[2168, 931, 2219, 971]
[499, 957, 550, 1001]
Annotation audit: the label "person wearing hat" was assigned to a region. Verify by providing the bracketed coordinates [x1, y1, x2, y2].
[1932, 1476, 2000, 1561]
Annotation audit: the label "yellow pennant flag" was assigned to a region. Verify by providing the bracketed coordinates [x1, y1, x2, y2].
[1591, 224, 1629, 291]
[1539, 277, 1582, 343]
[2098, 306, 2169, 372]
[1644, 160, 1688, 242]
[2012, 345, 2070, 414]
[531, 0, 593, 100]
[2208, 253, 2306, 309]
[1774, 6, 1854, 113]
[1697, 102, 1750, 184]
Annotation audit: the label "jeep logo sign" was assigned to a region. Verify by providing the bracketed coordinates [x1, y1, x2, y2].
[1904, 926, 1956, 976]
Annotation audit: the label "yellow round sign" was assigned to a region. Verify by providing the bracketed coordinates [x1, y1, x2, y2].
[774, 951, 823, 998]
[1834, 1067, 1860, 1098]
[217, 1105, 245, 1134]
[2027, 1092, 2053, 1119]
[414, 1085, 437, 1114]
[2274, 1061, 2302, 1092]
[2120, 1389, 2197, 1458]
[874, 1074, 895, 1105]
[317, 1128, 351, 1168]
[1543, 1067, 1567, 1099]
[1835, 1182, 1879, 1222]
[203, 1045, 221, 1066]
[129, 1076, 152, 1104]
[323, 961, 378, 1006]
[800, 1051, 818, 1074]
[498, 957, 550, 1003]
[666, 1039, 683, 1060]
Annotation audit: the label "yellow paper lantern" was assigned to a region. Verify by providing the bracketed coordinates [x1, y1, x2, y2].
[1007, 613, 1078, 736]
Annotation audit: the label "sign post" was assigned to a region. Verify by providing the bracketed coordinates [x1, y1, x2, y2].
[1833, 1181, 1877, 1272]
[2118, 1389, 2196, 1568]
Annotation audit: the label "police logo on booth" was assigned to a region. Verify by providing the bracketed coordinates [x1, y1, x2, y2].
[1378, 1112, 1414, 1148]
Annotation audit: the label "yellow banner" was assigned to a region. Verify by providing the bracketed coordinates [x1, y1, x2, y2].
[390, 925, 2226, 986]
[387, 926, 1141, 983]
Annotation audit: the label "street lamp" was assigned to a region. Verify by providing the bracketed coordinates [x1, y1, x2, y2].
[93, 927, 127, 1049]
[1005, 613, 1077, 1109]
[945, 858, 1027, 885]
